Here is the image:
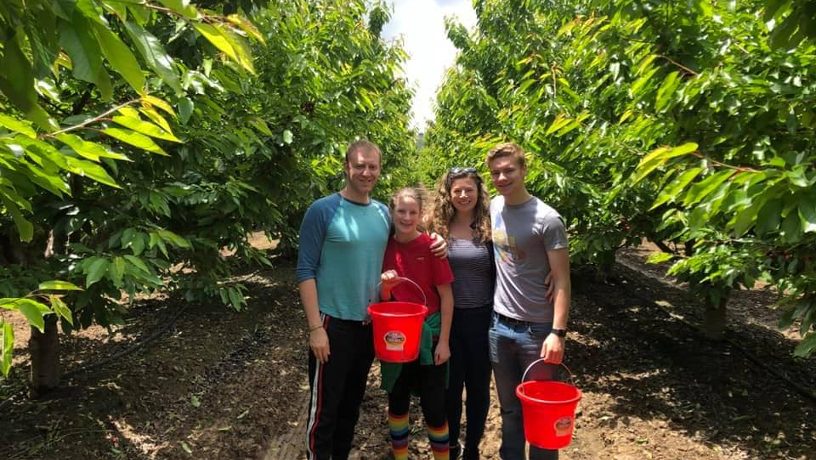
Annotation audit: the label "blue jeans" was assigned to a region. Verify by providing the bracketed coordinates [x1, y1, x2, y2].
[489, 313, 558, 460]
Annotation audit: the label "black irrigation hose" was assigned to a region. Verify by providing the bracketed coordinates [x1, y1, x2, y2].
[614, 257, 816, 405]
[63, 304, 188, 379]
[0, 304, 188, 410]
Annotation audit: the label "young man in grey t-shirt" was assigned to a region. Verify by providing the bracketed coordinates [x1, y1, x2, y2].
[486, 142, 572, 460]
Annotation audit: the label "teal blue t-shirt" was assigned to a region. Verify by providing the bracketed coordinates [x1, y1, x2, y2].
[296, 193, 391, 320]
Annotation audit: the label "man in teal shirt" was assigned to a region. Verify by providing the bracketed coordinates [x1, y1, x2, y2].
[297, 140, 445, 460]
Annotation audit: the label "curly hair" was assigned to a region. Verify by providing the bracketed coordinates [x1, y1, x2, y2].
[428, 170, 491, 243]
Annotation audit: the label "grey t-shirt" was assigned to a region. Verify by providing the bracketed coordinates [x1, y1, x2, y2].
[490, 195, 569, 323]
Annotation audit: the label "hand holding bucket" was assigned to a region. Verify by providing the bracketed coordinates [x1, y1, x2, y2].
[516, 359, 582, 450]
[368, 276, 428, 363]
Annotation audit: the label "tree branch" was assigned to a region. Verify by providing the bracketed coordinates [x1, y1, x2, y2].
[41, 100, 139, 139]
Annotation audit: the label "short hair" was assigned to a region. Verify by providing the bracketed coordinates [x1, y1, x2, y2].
[345, 140, 381, 163]
[486, 142, 526, 168]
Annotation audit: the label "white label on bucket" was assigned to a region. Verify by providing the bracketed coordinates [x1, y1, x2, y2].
[384, 331, 406, 351]
[554, 416, 573, 436]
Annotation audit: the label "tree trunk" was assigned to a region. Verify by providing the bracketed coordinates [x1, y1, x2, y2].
[594, 249, 617, 283]
[703, 292, 729, 341]
[594, 260, 615, 283]
[684, 240, 696, 257]
[29, 315, 60, 396]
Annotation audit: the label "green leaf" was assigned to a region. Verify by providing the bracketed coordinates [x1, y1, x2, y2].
[50, 295, 74, 326]
[24, 5, 59, 79]
[110, 257, 126, 287]
[631, 147, 670, 184]
[18, 299, 49, 332]
[733, 205, 759, 237]
[228, 288, 243, 311]
[121, 228, 136, 249]
[756, 199, 782, 236]
[158, 0, 197, 19]
[546, 113, 572, 136]
[249, 118, 271, 136]
[216, 25, 255, 74]
[0, 195, 33, 242]
[91, 21, 145, 95]
[226, 14, 265, 44]
[179, 98, 194, 125]
[56, 133, 130, 161]
[283, 130, 293, 145]
[0, 34, 58, 131]
[194, 23, 238, 62]
[131, 233, 146, 255]
[798, 200, 816, 233]
[630, 67, 659, 98]
[59, 12, 113, 100]
[123, 21, 183, 94]
[652, 167, 703, 209]
[64, 156, 120, 188]
[86, 258, 110, 287]
[142, 95, 176, 118]
[635, 54, 659, 76]
[112, 116, 181, 142]
[782, 211, 802, 243]
[794, 332, 816, 358]
[631, 142, 697, 186]
[786, 167, 809, 188]
[0, 113, 37, 138]
[38, 281, 82, 291]
[103, 128, 168, 155]
[764, 0, 789, 21]
[655, 71, 680, 111]
[1, 321, 13, 376]
[683, 170, 734, 206]
[159, 230, 191, 248]
[180, 441, 192, 455]
[140, 106, 172, 133]
[124, 254, 150, 273]
[646, 252, 674, 264]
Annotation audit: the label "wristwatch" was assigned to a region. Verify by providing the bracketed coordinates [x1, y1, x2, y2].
[550, 328, 567, 337]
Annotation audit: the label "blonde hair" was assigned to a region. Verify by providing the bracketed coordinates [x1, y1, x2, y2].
[486, 142, 526, 168]
[428, 170, 491, 243]
[390, 185, 429, 233]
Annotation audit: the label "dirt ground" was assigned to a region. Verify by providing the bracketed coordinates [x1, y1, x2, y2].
[1, 247, 814, 460]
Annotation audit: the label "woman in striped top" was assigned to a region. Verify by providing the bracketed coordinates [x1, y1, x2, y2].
[428, 167, 495, 460]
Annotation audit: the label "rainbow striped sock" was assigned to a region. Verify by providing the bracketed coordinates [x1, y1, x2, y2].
[388, 412, 409, 460]
[427, 421, 450, 460]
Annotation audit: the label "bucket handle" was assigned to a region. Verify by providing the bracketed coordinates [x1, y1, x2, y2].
[372, 276, 427, 307]
[520, 358, 575, 388]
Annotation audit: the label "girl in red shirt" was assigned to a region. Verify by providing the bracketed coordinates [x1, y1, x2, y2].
[380, 186, 454, 460]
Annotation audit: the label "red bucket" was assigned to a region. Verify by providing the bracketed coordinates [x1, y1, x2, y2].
[516, 360, 582, 449]
[368, 301, 428, 363]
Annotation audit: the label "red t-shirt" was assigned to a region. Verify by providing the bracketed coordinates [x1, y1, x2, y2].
[382, 233, 454, 315]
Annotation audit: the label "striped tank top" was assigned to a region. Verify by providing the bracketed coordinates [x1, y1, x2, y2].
[448, 237, 495, 309]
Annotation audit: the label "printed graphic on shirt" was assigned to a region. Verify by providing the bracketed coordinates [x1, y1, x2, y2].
[493, 212, 526, 263]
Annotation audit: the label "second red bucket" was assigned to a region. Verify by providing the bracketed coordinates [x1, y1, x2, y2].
[516, 359, 582, 449]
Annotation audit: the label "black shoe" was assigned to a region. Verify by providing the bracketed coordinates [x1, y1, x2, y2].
[449, 442, 462, 460]
[462, 447, 480, 460]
